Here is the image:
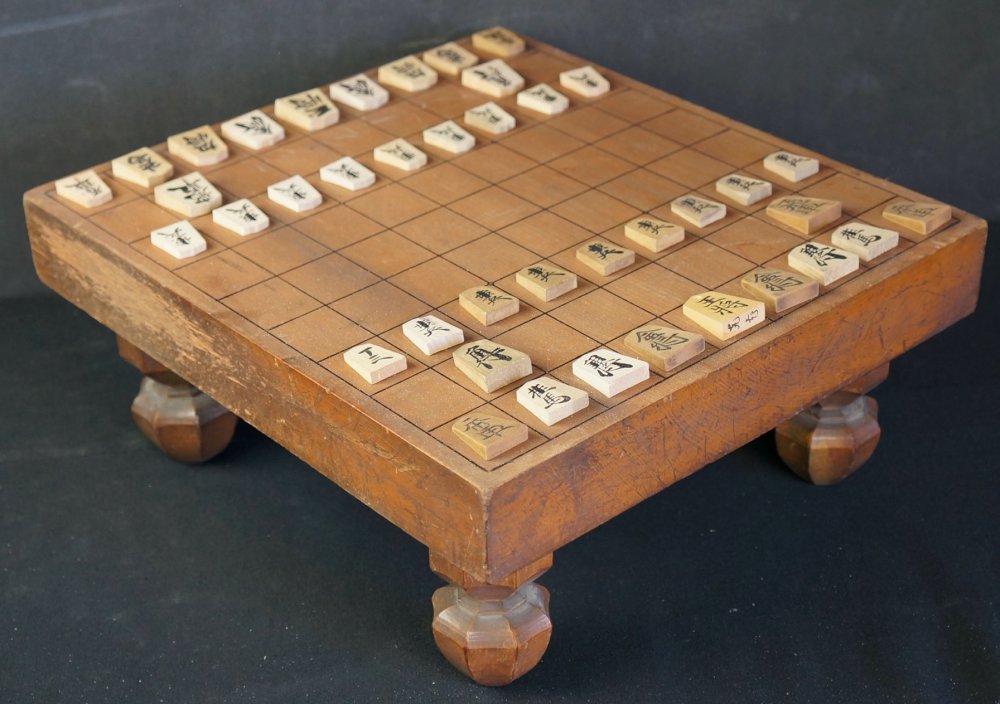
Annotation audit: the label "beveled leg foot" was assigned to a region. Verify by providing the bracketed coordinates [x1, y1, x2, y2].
[775, 391, 880, 485]
[430, 553, 553, 686]
[118, 336, 236, 464]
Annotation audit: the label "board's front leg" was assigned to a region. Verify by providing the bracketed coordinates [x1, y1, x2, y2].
[775, 363, 887, 485]
[117, 336, 237, 463]
[430, 552, 553, 686]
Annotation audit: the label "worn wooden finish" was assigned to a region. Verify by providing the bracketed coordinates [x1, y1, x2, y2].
[23, 29, 988, 684]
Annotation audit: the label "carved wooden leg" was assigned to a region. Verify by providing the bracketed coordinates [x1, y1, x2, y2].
[117, 336, 237, 463]
[775, 363, 889, 485]
[430, 552, 553, 686]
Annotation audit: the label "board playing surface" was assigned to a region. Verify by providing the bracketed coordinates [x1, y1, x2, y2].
[24, 30, 986, 582]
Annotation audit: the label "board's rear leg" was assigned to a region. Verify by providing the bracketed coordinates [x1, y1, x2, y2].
[775, 363, 888, 485]
[117, 336, 237, 463]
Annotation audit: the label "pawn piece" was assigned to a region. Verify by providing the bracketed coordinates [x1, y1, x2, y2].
[344, 343, 407, 384]
[683, 291, 765, 340]
[623, 324, 704, 372]
[402, 315, 465, 355]
[453, 340, 532, 392]
[516, 376, 589, 426]
[763, 151, 819, 182]
[374, 138, 428, 171]
[154, 172, 222, 217]
[464, 102, 516, 134]
[320, 157, 375, 191]
[788, 242, 859, 285]
[111, 147, 174, 188]
[559, 65, 610, 98]
[741, 268, 819, 315]
[267, 175, 322, 212]
[274, 89, 340, 131]
[150, 220, 206, 259]
[459, 286, 520, 325]
[55, 169, 113, 208]
[576, 240, 635, 276]
[515, 263, 577, 302]
[766, 196, 841, 235]
[167, 125, 228, 166]
[452, 412, 529, 460]
[624, 216, 685, 252]
[671, 194, 727, 228]
[462, 59, 525, 98]
[221, 109, 285, 150]
[329, 74, 389, 111]
[572, 349, 649, 397]
[378, 55, 439, 92]
[715, 173, 773, 206]
[424, 120, 476, 154]
[882, 201, 952, 235]
[423, 41, 479, 76]
[517, 83, 569, 115]
[472, 26, 526, 57]
[212, 199, 269, 236]
[831, 222, 899, 261]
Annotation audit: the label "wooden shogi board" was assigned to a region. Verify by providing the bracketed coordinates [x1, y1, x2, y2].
[24, 28, 986, 673]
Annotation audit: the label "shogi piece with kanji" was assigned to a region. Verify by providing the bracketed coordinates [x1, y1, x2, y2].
[787, 243, 859, 286]
[212, 199, 269, 236]
[423, 42, 479, 75]
[764, 151, 819, 182]
[624, 216, 685, 252]
[451, 413, 528, 461]
[459, 286, 520, 325]
[320, 157, 375, 191]
[267, 176, 322, 212]
[831, 222, 899, 261]
[515, 264, 578, 302]
[150, 220, 206, 260]
[402, 315, 465, 355]
[374, 138, 427, 171]
[715, 173, 772, 206]
[111, 147, 173, 188]
[464, 102, 516, 134]
[766, 196, 841, 235]
[572, 349, 649, 397]
[472, 26, 525, 56]
[453, 340, 532, 392]
[623, 325, 705, 372]
[462, 59, 525, 97]
[516, 376, 589, 426]
[740, 269, 819, 315]
[221, 110, 285, 150]
[882, 202, 952, 235]
[344, 343, 407, 384]
[329, 74, 389, 110]
[671, 195, 727, 227]
[154, 173, 222, 217]
[559, 65, 610, 97]
[274, 89, 340, 131]
[55, 170, 112, 208]
[167, 125, 228, 166]
[517, 84, 569, 115]
[423, 120, 475, 154]
[576, 240, 635, 276]
[378, 55, 439, 92]
[683, 292, 766, 340]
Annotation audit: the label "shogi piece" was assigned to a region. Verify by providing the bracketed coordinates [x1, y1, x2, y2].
[274, 89, 340, 131]
[882, 202, 952, 235]
[831, 222, 899, 261]
[464, 102, 516, 134]
[766, 196, 841, 235]
[344, 343, 407, 384]
[517, 84, 569, 115]
[515, 264, 577, 302]
[424, 120, 476, 154]
[459, 286, 520, 325]
[150, 220, 206, 260]
[763, 151, 819, 182]
[329, 74, 389, 111]
[624, 216, 685, 252]
[623, 325, 705, 372]
[462, 59, 525, 98]
[167, 125, 228, 166]
[111, 147, 173, 188]
[472, 26, 525, 57]
[683, 292, 766, 340]
[267, 175, 322, 212]
[451, 412, 528, 460]
[576, 240, 635, 276]
[516, 376, 589, 426]
[741, 268, 819, 315]
[220, 110, 285, 150]
[55, 169, 112, 208]
[572, 349, 649, 397]
[320, 157, 375, 191]
[212, 198, 269, 236]
[402, 315, 465, 355]
[787, 242, 859, 285]
[423, 42, 479, 76]
[671, 195, 727, 228]
[453, 340, 532, 392]
[559, 66, 610, 97]
[154, 172, 222, 217]
[374, 138, 428, 171]
[715, 173, 772, 206]
[378, 55, 439, 92]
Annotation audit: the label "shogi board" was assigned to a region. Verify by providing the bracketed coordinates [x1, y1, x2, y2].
[24, 30, 986, 589]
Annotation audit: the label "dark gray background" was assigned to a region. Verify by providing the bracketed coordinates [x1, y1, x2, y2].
[1, 1, 997, 702]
